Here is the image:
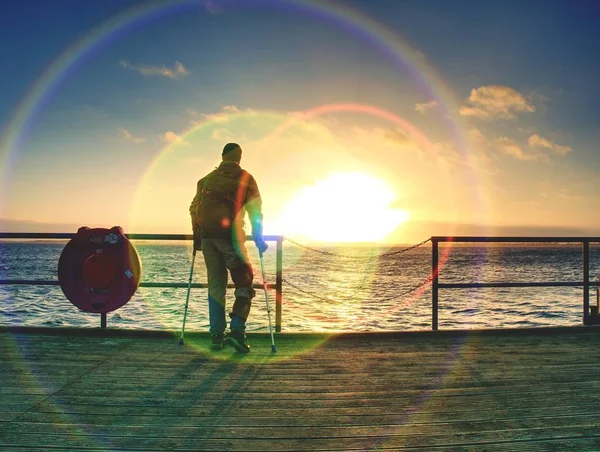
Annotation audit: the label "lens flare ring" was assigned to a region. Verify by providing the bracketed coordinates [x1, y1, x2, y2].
[0, 2, 480, 437]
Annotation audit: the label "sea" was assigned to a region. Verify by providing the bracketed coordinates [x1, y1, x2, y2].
[1, 240, 599, 333]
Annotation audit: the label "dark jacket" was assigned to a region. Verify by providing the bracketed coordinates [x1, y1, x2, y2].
[189, 161, 263, 240]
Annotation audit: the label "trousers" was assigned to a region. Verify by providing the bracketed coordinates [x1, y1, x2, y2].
[201, 238, 255, 334]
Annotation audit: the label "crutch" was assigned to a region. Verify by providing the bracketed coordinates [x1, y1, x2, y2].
[179, 248, 197, 345]
[259, 250, 277, 353]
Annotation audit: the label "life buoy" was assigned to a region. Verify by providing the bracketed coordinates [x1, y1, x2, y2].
[58, 226, 142, 314]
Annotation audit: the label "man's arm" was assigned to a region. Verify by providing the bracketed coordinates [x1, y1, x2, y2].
[189, 178, 205, 251]
[244, 174, 267, 252]
[190, 179, 204, 233]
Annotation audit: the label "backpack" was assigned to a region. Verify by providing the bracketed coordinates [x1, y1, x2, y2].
[198, 165, 248, 237]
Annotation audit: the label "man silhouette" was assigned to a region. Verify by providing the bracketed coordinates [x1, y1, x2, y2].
[189, 143, 268, 353]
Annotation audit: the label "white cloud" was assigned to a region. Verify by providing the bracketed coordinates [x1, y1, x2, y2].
[528, 134, 572, 156]
[222, 105, 240, 113]
[496, 136, 537, 160]
[415, 100, 438, 114]
[119, 128, 146, 144]
[468, 128, 570, 162]
[459, 105, 494, 120]
[188, 105, 252, 125]
[120, 60, 190, 79]
[211, 128, 235, 141]
[159, 131, 190, 146]
[194, 113, 229, 124]
[460, 85, 535, 120]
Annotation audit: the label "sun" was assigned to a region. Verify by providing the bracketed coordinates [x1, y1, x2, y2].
[273, 172, 409, 243]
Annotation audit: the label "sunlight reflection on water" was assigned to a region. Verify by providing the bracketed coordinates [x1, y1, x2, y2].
[1, 242, 598, 332]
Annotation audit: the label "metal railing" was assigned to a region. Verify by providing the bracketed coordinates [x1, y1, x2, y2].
[4, 233, 600, 333]
[431, 236, 600, 330]
[0, 232, 284, 332]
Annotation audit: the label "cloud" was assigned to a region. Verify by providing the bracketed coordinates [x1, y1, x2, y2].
[211, 128, 235, 141]
[459, 106, 494, 120]
[459, 85, 535, 120]
[415, 100, 438, 114]
[222, 105, 240, 113]
[528, 134, 572, 156]
[159, 131, 190, 146]
[120, 60, 190, 79]
[185, 108, 200, 117]
[472, 129, 570, 162]
[383, 127, 410, 144]
[518, 126, 539, 135]
[468, 127, 487, 145]
[188, 105, 252, 125]
[496, 136, 537, 160]
[119, 128, 146, 144]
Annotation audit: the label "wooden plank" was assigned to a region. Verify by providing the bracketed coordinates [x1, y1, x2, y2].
[10, 405, 600, 428]
[11, 400, 600, 425]
[1, 438, 599, 451]
[13, 394, 598, 418]
[6, 413, 600, 436]
[2, 329, 600, 451]
[22, 388, 600, 408]
[1, 361, 595, 378]
[0, 413, 22, 422]
[13, 380, 595, 400]
[1, 426, 600, 450]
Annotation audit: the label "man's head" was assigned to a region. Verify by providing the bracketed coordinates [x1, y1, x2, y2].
[222, 142, 242, 162]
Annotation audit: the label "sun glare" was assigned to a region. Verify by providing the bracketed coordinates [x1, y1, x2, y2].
[273, 172, 409, 243]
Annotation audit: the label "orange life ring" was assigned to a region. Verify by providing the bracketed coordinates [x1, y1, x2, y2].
[58, 226, 142, 314]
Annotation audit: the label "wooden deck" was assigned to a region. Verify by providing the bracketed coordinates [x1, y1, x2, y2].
[1, 326, 600, 451]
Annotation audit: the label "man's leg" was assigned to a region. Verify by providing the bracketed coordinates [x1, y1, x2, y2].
[201, 238, 228, 336]
[222, 240, 254, 333]
[217, 239, 255, 353]
[229, 262, 255, 334]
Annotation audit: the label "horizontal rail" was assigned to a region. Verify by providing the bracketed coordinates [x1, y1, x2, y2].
[1, 231, 284, 331]
[439, 281, 600, 289]
[431, 236, 597, 331]
[0, 280, 274, 290]
[432, 236, 600, 243]
[0, 280, 60, 286]
[13, 279, 595, 290]
[0, 232, 283, 241]
[142, 282, 274, 290]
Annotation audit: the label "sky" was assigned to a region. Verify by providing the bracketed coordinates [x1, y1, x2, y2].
[1, 0, 599, 244]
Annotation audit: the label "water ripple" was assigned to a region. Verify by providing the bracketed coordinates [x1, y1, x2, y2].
[1, 243, 597, 331]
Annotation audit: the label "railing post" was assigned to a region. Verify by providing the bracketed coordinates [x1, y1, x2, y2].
[432, 237, 439, 331]
[100, 312, 107, 329]
[275, 237, 283, 332]
[583, 240, 590, 325]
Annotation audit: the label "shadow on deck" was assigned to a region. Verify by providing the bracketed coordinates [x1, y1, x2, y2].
[1, 326, 600, 451]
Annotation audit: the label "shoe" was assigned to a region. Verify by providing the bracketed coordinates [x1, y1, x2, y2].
[210, 333, 227, 350]
[226, 330, 250, 354]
